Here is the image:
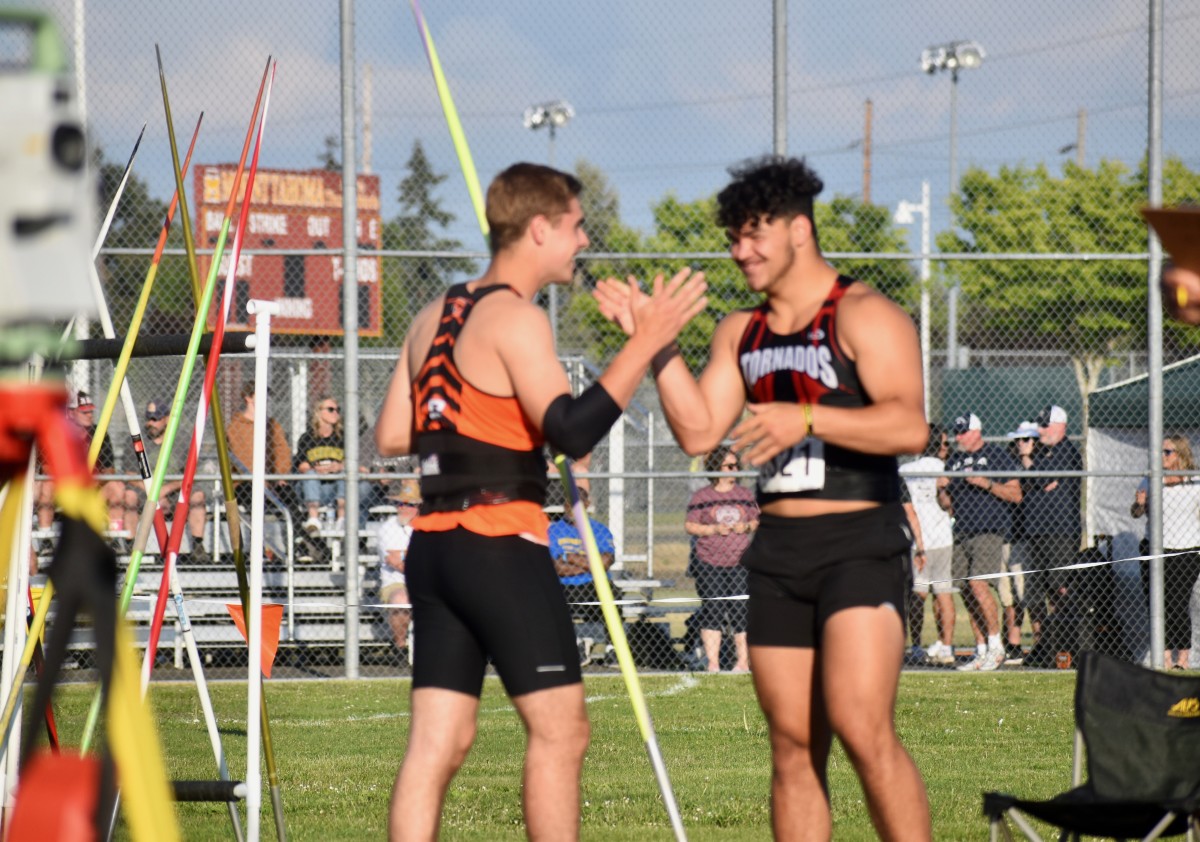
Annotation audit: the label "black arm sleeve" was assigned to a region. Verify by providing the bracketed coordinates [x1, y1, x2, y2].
[542, 382, 623, 460]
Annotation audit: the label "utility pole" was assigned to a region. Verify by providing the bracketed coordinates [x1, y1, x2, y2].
[862, 99, 873, 204]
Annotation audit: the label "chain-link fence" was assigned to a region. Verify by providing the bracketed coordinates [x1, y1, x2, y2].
[16, 1, 1200, 676]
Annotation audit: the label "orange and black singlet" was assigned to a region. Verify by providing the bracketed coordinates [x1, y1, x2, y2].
[410, 282, 549, 538]
[737, 275, 899, 505]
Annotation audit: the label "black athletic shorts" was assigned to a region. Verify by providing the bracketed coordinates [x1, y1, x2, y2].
[742, 505, 913, 648]
[406, 527, 581, 697]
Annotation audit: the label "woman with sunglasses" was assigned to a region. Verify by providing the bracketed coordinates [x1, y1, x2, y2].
[685, 445, 759, 672]
[1131, 434, 1200, 669]
[296, 395, 370, 534]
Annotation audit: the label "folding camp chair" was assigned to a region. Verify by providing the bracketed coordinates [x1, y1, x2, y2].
[984, 650, 1200, 841]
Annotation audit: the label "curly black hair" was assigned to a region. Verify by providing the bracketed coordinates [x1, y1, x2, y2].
[715, 155, 824, 237]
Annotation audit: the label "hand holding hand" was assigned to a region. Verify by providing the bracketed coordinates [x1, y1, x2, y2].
[966, 475, 991, 490]
[730, 402, 807, 466]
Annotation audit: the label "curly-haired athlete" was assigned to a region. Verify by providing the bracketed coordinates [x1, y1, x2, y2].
[375, 162, 706, 841]
[597, 156, 931, 840]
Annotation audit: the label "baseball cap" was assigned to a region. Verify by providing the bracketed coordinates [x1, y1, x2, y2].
[386, 481, 421, 506]
[952, 412, 982, 435]
[1035, 404, 1068, 427]
[72, 391, 95, 411]
[145, 399, 169, 420]
[1006, 420, 1041, 439]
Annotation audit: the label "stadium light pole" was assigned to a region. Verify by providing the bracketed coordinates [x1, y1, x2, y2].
[921, 40, 985, 370]
[895, 180, 932, 417]
[523, 99, 574, 168]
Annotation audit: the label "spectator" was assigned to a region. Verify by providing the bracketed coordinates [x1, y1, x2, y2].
[226, 381, 293, 512]
[1003, 420, 1041, 662]
[684, 445, 758, 673]
[142, 398, 209, 562]
[66, 390, 132, 537]
[899, 425, 956, 667]
[376, 481, 419, 658]
[1018, 406, 1081, 656]
[938, 412, 1023, 671]
[1131, 434, 1200, 669]
[548, 486, 616, 667]
[294, 394, 373, 534]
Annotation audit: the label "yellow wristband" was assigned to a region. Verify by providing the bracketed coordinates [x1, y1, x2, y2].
[802, 402, 814, 438]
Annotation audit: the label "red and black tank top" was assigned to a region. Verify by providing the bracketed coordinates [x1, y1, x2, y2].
[410, 283, 549, 534]
[736, 275, 899, 504]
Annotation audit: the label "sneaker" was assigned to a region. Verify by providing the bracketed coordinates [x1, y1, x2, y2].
[303, 517, 321, 536]
[926, 641, 955, 666]
[1004, 644, 1025, 666]
[957, 646, 1005, 672]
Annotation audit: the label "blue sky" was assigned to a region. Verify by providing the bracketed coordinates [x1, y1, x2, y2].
[39, 0, 1200, 252]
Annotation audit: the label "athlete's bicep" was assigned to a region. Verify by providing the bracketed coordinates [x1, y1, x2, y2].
[846, 297, 924, 412]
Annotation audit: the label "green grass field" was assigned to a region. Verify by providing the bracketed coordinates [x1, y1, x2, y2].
[44, 671, 1086, 840]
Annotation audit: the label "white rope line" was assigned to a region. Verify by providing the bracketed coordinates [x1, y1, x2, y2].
[159, 674, 702, 728]
[123, 548, 1193, 614]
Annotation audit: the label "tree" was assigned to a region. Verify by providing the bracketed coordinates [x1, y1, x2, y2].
[939, 157, 1200, 426]
[816, 196, 917, 308]
[318, 135, 340, 171]
[574, 159, 622, 254]
[377, 141, 476, 346]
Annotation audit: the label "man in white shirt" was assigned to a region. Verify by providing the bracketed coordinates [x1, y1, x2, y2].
[376, 482, 419, 655]
[899, 425, 956, 666]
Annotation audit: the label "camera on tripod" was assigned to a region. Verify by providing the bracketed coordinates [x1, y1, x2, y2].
[0, 8, 95, 327]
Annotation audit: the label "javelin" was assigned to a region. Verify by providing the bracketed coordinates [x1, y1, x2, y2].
[555, 456, 687, 841]
[57, 122, 144, 344]
[143, 57, 271, 677]
[157, 53, 289, 842]
[143, 61, 273, 685]
[88, 113, 202, 478]
[409, 0, 489, 241]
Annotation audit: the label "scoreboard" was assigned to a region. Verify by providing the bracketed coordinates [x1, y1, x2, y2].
[194, 166, 383, 336]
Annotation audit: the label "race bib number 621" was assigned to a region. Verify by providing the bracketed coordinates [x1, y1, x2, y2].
[758, 438, 826, 494]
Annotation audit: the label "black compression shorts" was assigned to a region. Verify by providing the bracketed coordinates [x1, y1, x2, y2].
[742, 505, 913, 648]
[406, 527, 582, 697]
